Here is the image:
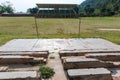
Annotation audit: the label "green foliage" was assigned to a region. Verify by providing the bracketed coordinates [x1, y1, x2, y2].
[84, 5, 95, 16]
[0, 1, 14, 14]
[39, 66, 55, 79]
[29, 62, 44, 66]
[79, 0, 120, 16]
[27, 7, 39, 14]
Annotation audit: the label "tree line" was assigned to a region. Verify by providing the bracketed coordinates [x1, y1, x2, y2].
[0, 0, 120, 17]
[27, 0, 120, 16]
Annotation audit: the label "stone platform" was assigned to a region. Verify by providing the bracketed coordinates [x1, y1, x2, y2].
[86, 53, 120, 61]
[0, 55, 46, 64]
[0, 38, 120, 52]
[67, 68, 113, 80]
[63, 57, 107, 69]
[0, 71, 41, 80]
[59, 50, 120, 58]
[0, 51, 49, 58]
[0, 38, 120, 80]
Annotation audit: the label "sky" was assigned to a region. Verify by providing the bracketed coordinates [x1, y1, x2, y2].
[0, 0, 85, 12]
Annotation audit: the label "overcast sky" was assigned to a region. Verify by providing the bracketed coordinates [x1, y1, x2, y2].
[0, 0, 85, 12]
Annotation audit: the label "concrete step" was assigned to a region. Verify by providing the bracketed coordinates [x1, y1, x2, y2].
[0, 66, 8, 72]
[0, 51, 49, 58]
[67, 68, 113, 80]
[0, 55, 46, 64]
[59, 50, 119, 57]
[86, 53, 120, 61]
[33, 57, 47, 64]
[63, 57, 108, 69]
[0, 71, 41, 80]
[105, 61, 120, 68]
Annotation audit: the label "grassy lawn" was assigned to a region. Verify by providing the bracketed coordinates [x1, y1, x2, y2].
[0, 17, 120, 45]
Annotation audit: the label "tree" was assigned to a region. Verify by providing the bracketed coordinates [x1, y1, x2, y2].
[79, 0, 120, 16]
[27, 7, 39, 14]
[0, 1, 14, 14]
[0, 5, 4, 14]
[84, 5, 95, 16]
[94, 9, 101, 16]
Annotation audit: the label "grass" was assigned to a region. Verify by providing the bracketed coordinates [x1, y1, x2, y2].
[0, 17, 120, 45]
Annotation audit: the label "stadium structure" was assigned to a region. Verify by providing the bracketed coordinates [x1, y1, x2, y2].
[36, 3, 79, 18]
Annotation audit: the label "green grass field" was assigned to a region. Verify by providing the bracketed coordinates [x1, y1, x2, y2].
[0, 17, 120, 45]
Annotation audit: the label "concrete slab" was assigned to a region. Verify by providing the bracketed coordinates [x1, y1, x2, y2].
[86, 53, 120, 61]
[65, 57, 98, 62]
[59, 50, 120, 57]
[3, 64, 39, 71]
[0, 71, 40, 80]
[0, 55, 31, 59]
[0, 66, 8, 72]
[0, 55, 46, 64]
[0, 51, 49, 58]
[0, 55, 34, 64]
[63, 57, 107, 69]
[67, 68, 112, 80]
[0, 38, 120, 52]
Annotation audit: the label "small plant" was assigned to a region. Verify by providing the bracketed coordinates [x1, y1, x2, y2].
[49, 54, 55, 59]
[49, 56, 55, 59]
[39, 66, 55, 79]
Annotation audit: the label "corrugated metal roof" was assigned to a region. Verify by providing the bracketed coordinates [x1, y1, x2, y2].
[36, 3, 77, 8]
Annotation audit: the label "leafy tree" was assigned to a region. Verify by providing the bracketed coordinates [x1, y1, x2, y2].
[27, 7, 39, 14]
[94, 9, 101, 16]
[79, 0, 120, 16]
[84, 5, 94, 16]
[0, 1, 14, 14]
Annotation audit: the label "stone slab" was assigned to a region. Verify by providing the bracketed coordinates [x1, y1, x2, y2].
[67, 68, 112, 80]
[63, 57, 107, 69]
[0, 51, 49, 58]
[0, 55, 47, 64]
[0, 38, 120, 52]
[0, 66, 8, 72]
[59, 50, 120, 57]
[0, 55, 33, 64]
[65, 57, 99, 62]
[0, 55, 32, 59]
[0, 71, 41, 80]
[86, 53, 120, 61]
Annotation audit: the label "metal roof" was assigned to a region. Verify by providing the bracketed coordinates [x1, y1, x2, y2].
[36, 3, 77, 8]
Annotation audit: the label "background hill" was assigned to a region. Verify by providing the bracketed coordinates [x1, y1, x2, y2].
[79, 0, 120, 16]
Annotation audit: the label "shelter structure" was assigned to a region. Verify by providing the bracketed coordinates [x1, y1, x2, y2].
[36, 3, 79, 18]
[34, 3, 81, 38]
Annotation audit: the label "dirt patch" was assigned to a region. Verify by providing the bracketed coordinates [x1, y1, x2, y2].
[98, 28, 120, 31]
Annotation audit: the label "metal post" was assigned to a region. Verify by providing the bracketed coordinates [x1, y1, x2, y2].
[78, 7, 81, 37]
[34, 15, 39, 39]
[78, 17, 81, 37]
